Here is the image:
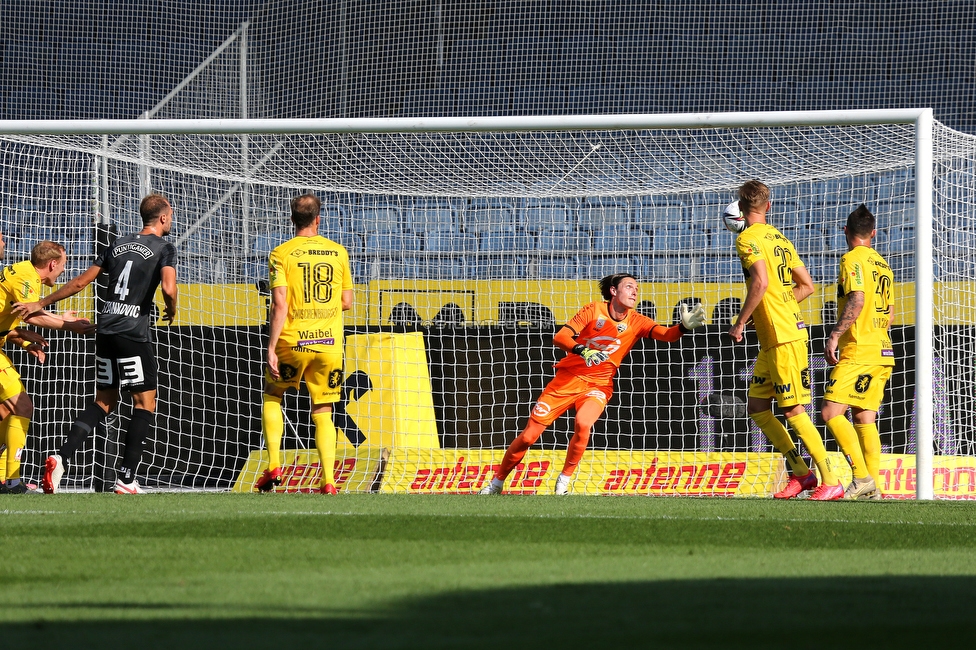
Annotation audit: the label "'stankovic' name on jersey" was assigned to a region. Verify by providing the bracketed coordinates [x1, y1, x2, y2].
[102, 301, 141, 318]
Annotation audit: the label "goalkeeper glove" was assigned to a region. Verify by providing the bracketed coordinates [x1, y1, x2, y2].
[573, 344, 609, 367]
[680, 303, 707, 330]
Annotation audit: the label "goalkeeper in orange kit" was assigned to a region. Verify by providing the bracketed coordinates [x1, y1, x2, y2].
[479, 273, 706, 495]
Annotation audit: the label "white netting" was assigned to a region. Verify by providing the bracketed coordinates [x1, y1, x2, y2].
[1, 118, 974, 496]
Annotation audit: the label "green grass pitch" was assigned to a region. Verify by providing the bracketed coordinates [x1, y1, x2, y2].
[3, 494, 976, 648]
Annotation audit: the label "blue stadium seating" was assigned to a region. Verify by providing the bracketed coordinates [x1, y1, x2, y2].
[480, 228, 530, 253]
[464, 199, 516, 234]
[406, 204, 456, 233]
[578, 198, 632, 231]
[351, 205, 402, 234]
[426, 229, 478, 253]
[522, 200, 571, 232]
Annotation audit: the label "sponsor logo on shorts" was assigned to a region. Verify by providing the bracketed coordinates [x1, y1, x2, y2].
[855, 374, 873, 393]
[298, 338, 336, 346]
[881, 349, 894, 357]
[585, 390, 608, 403]
[532, 401, 553, 417]
[750, 376, 766, 385]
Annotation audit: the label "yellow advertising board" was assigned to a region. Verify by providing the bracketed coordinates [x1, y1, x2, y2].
[341, 331, 440, 449]
[231, 447, 386, 493]
[380, 448, 786, 496]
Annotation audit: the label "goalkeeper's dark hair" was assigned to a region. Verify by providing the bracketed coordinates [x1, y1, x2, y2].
[737, 179, 770, 215]
[846, 203, 876, 237]
[599, 273, 636, 301]
[291, 193, 322, 229]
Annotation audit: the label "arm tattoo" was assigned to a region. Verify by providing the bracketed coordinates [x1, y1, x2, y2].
[831, 291, 864, 337]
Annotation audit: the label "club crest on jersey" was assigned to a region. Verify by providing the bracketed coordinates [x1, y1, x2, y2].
[595, 317, 606, 329]
[278, 363, 298, 381]
[616, 322, 627, 333]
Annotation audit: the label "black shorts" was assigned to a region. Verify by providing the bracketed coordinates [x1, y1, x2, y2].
[95, 334, 158, 392]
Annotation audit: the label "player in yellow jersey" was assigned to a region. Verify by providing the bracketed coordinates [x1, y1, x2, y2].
[0, 241, 93, 493]
[727, 180, 844, 500]
[256, 194, 354, 494]
[821, 204, 894, 500]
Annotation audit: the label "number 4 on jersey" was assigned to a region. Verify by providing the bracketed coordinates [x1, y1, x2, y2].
[114, 260, 133, 301]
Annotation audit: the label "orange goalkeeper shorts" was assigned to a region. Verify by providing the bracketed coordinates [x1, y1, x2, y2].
[528, 371, 612, 427]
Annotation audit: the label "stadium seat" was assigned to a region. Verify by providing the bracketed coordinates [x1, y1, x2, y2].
[578, 198, 632, 231]
[406, 205, 455, 233]
[536, 227, 580, 252]
[464, 200, 516, 234]
[426, 229, 478, 253]
[593, 225, 639, 253]
[535, 255, 580, 279]
[365, 231, 421, 253]
[702, 256, 744, 282]
[521, 200, 570, 232]
[351, 205, 402, 234]
[582, 255, 638, 280]
[480, 228, 530, 253]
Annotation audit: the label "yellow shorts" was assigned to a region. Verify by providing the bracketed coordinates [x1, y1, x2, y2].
[266, 345, 344, 405]
[0, 352, 24, 403]
[528, 371, 612, 427]
[748, 340, 811, 408]
[824, 362, 893, 412]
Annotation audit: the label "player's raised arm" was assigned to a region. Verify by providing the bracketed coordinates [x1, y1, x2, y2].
[13, 263, 102, 319]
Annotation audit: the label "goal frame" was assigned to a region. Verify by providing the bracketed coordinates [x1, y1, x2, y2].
[0, 109, 936, 499]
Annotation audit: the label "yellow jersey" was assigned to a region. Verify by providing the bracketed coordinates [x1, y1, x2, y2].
[0, 260, 41, 336]
[835, 245, 895, 366]
[735, 223, 808, 349]
[268, 235, 353, 353]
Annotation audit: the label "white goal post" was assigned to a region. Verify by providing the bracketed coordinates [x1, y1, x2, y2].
[0, 109, 963, 499]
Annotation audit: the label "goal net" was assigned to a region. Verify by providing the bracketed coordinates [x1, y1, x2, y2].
[1, 111, 973, 498]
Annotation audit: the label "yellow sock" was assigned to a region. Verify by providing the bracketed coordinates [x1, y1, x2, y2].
[788, 413, 837, 486]
[827, 415, 869, 479]
[262, 395, 284, 471]
[0, 446, 6, 482]
[313, 411, 337, 488]
[751, 410, 809, 476]
[855, 423, 882, 486]
[2, 416, 29, 481]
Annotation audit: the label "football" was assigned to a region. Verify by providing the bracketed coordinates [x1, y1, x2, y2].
[722, 200, 745, 233]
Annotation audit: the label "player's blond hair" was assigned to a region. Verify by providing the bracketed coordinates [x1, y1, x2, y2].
[31, 240, 65, 266]
[737, 179, 770, 216]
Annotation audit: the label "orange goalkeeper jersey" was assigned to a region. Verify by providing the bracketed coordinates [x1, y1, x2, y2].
[554, 301, 685, 384]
